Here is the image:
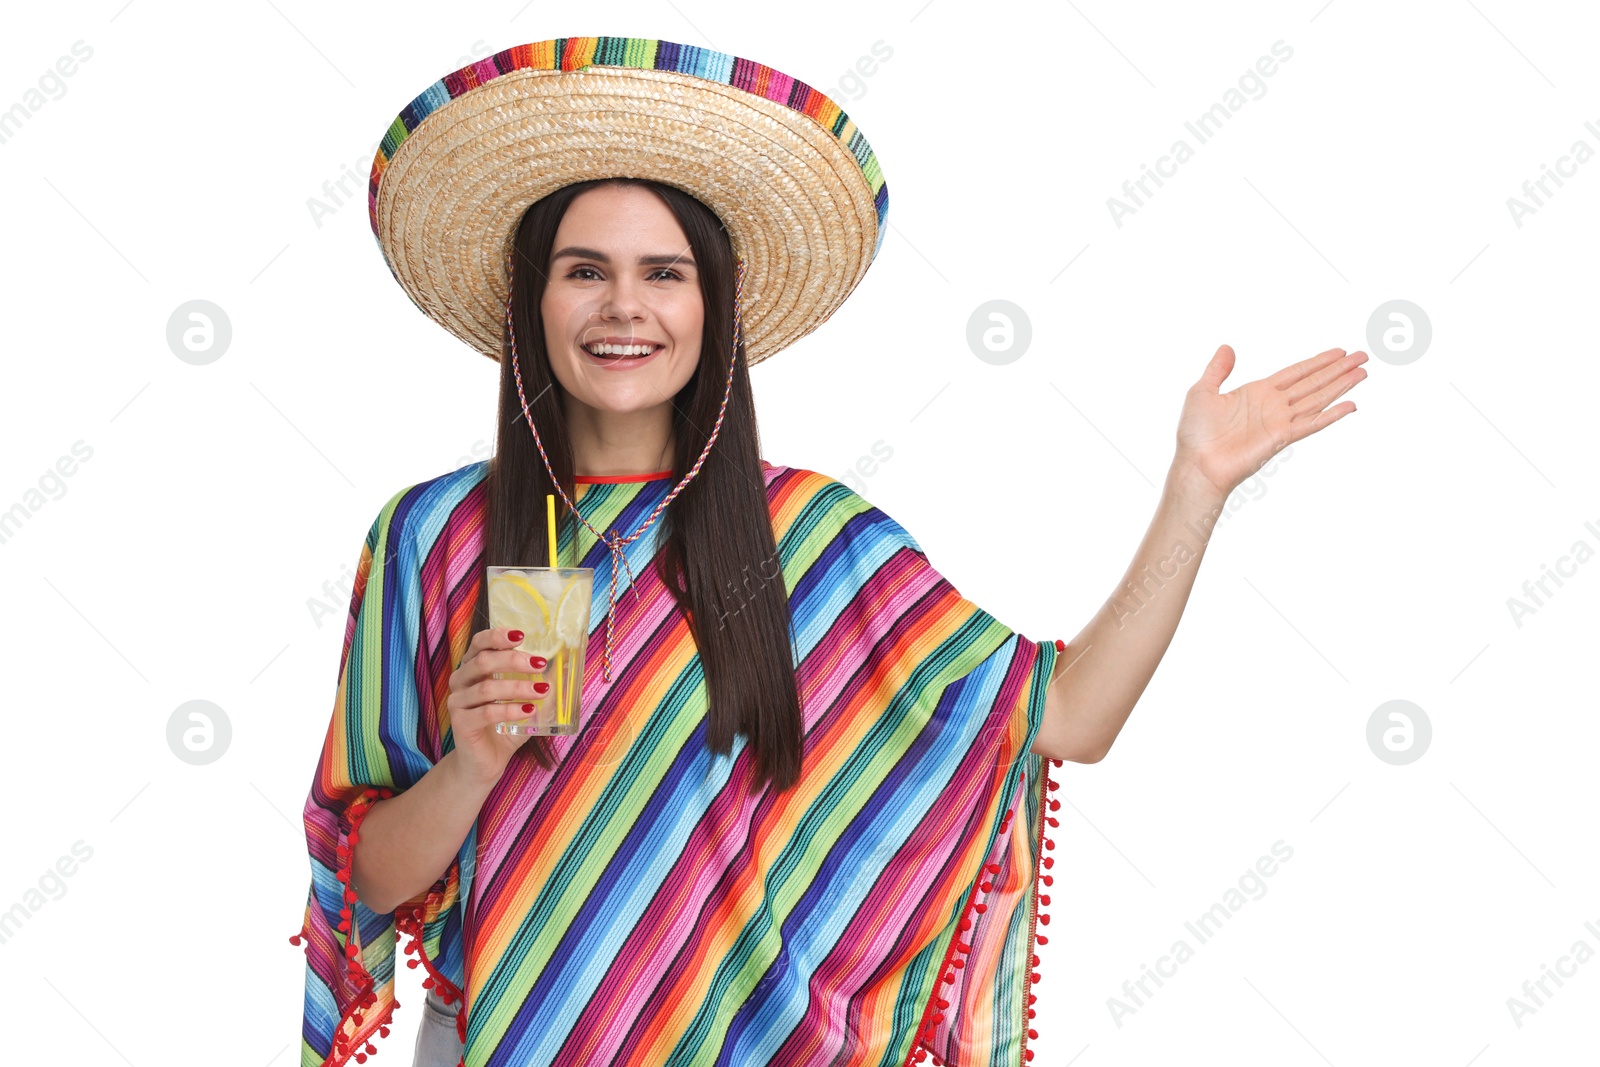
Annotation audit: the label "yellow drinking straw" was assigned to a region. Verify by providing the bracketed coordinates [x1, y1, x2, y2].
[546, 493, 557, 567]
[546, 494, 564, 725]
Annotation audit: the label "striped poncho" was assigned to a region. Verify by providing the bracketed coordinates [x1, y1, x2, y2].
[292, 459, 1065, 1067]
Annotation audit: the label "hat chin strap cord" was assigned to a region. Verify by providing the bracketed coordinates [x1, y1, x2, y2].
[503, 248, 748, 682]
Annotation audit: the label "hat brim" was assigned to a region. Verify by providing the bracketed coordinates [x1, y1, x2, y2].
[369, 39, 889, 366]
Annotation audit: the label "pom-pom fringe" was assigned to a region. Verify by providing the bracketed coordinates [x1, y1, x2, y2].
[288, 786, 468, 1067]
[900, 748, 1063, 1067]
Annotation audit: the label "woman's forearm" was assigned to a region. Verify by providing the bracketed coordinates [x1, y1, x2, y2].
[348, 748, 496, 915]
[1033, 460, 1230, 763]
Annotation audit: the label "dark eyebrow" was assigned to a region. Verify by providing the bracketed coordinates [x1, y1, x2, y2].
[550, 245, 696, 268]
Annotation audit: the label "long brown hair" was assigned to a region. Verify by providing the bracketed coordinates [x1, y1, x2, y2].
[469, 177, 804, 794]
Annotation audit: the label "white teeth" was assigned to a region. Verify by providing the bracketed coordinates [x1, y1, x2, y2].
[584, 343, 658, 357]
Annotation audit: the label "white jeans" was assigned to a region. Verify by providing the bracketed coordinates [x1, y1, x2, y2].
[412, 982, 466, 1067]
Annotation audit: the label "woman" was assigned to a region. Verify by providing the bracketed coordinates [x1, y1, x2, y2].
[290, 37, 1364, 1067]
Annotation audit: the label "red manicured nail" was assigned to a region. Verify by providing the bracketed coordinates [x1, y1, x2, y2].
[533, 682, 550, 694]
[507, 629, 524, 642]
[520, 703, 534, 713]
[529, 655, 547, 669]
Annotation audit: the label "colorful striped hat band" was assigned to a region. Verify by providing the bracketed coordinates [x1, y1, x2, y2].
[506, 246, 748, 683]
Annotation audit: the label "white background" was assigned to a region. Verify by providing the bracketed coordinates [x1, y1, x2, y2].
[1, 1, 1595, 1065]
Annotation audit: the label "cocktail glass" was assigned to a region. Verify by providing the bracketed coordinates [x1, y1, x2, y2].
[486, 565, 593, 735]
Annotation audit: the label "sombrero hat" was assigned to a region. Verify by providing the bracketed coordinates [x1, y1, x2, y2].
[367, 35, 890, 366]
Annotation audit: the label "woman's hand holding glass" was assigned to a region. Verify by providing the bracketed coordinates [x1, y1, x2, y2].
[445, 626, 550, 786]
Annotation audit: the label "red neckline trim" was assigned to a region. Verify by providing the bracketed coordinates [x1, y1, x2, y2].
[573, 469, 673, 484]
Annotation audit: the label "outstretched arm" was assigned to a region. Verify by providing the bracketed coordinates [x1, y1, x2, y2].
[1031, 344, 1367, 764]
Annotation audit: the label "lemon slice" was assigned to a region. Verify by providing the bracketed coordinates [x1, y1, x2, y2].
[553, 580, 589, 649]
[489, 573, 561, 659]
[495, 573, 550, 625]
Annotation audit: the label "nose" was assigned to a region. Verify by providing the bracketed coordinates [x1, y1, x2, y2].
[598, 271, 650, 315]
[586, 282, 648, 342]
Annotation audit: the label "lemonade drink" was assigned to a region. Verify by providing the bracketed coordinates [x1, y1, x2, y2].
[486, 566, 594, 735]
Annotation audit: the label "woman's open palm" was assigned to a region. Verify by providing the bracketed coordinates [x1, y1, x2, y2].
[1174, 344, 1367, 500]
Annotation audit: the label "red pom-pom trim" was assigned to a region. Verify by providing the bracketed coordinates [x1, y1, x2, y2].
[286, 785, 468, 1066]
[903, 736, 1061, 1067]
[1016, 755, 1059, 1065]
[901, 826, 1000, 1066]
[900, 637, 1073, 1067]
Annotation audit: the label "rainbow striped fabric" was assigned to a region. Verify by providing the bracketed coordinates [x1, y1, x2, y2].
[293, 460, 1064, 1067]
[368, 36, 890, 262]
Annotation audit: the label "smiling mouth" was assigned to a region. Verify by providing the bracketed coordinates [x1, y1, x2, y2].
[581, 342, 663, 362]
